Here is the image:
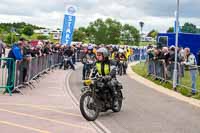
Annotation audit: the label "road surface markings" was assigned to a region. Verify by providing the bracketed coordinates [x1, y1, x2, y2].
[0, 120, 51, 133]
[0, 103, 82, 117]
[65, 70, 112, 133]
[0, 108, 94, 131]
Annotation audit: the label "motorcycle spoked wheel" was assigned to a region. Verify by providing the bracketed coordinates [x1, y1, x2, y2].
[80, 91, 99, 121]
[118, 65, 123, 76]
[64, 62, 69, 70]
[112, 90, 123, 112]
[85, 69, 91, 79]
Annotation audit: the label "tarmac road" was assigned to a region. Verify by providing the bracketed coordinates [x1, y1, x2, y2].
[69, 66, 200, 133]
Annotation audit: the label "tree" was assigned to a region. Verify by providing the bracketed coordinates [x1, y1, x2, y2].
[87, 18, 108, 45]
[37, 35, 48, 40]
[73, 28, 87, 42]
[121, 24, 140, 46]
[167, 27, 174, 33]
[22, 26, 34, 36]
[73, 18, 140, 45]
[105, 18, 122, 44]
[86, 18, 123, 45]
[5, 33, 18, 46]
[181, 22, 197, 33]
[147, 30, 158, 38]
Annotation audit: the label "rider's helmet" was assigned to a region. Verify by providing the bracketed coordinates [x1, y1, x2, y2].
[118, 48, 124, 54]
[88, 45, 93, 51]
[96, 47, 109, 61]
[97, 47, 109, 57]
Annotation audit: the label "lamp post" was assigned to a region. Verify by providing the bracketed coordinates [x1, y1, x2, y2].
[139, 21, 144, 34]
[173, 0, 180, 89]
[139, 21, 144, 63]
[10, 27, 15, 45]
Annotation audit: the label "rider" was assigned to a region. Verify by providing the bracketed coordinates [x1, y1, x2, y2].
[63, 46, 75, 70]
[115, 48, 127, 74]
[82, 45, 96, 80]
[95, 47, 118, 100]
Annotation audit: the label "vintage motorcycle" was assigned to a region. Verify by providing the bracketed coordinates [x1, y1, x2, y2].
[80, 73, 123, 121]
[85, 60, 95, 80]
[63, 56, 72, 70]
[117, 60, 127, 76]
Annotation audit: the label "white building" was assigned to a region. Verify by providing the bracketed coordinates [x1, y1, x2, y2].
[34, 29, 61, 40]
[140, 33, 155, 42]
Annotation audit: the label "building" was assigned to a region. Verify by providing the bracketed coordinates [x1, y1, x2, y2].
[34, 29, 61, 40]
[140, 33, 155, 42]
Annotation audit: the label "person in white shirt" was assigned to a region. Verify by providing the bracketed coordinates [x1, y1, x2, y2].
[184, 48, 197, 95]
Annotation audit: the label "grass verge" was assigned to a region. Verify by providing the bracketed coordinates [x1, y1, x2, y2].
[132, 62, 200, 99]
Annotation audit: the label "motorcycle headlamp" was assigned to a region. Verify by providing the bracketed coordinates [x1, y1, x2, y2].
[84, 80, 92, 86]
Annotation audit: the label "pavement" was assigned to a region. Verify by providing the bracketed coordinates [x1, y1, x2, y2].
[69, 64, 200, 133]
[0, 68, 97, 133]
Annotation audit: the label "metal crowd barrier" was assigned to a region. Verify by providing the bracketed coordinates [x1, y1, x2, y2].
[6, 53, 62, 95]
[146, 59, 200, 93]
[132, 48, 147, 62]
[0, 58, 15, 96]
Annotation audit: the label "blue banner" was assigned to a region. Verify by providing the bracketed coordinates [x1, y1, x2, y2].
[61, 15, 76, 45]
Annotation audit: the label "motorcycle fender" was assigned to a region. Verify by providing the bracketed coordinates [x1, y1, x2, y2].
[81, 87, 91, 93]
[117, 83, 123, 90]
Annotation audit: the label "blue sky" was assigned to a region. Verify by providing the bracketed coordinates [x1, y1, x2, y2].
[0, 0, 199, 32]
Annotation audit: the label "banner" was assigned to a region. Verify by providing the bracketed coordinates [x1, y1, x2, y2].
[61, 5, 77, 45]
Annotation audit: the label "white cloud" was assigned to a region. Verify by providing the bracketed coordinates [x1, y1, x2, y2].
[0, 0, 199, 32]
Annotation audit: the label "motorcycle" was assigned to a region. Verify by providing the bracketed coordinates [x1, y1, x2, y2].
[63, 56, 72, 70]
[117, 60, 127, 76]
[80, 75, 123, 121]
[85, 60, 95, 80]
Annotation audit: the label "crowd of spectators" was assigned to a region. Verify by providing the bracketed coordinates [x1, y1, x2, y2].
[1, 38, 84, 93]
[146, 44, 200, 95]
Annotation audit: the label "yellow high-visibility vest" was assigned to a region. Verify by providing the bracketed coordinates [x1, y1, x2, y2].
[96, 62, 110, 76]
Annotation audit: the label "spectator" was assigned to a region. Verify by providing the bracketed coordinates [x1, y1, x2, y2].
[5, 38, 25, 93]
[184, 48, 197, 95]
[161, 47, 170, 65]
[198, 50, 200, 75]
[168, 45, 176, 62]
[21, 41, 32, 82]
[168, 46, 176, 80]
[178, 47, 185, 77]
[43, 42, 52, 55]
[146, 47, 154, 75]
[72, 44, 77, 64]
[153, 48, 162, 78]
[0, 39, 6, 67]
[76, 43, 81, 62]
[161, 47, 170, 79]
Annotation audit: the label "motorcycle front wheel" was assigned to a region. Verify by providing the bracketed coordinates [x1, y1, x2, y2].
[118, 65, 123, 76]
[112, 90, 123, 112]
[80, 91, 99, 121]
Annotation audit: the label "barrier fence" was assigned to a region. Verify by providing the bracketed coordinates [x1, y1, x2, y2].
[146, 59, 200, 93]
[0, 53, 62, 96]
[130, 48, 147, 62]
[0, 58, 15, 96]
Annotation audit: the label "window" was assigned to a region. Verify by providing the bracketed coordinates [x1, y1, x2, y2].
[158, 36, 168, 47]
